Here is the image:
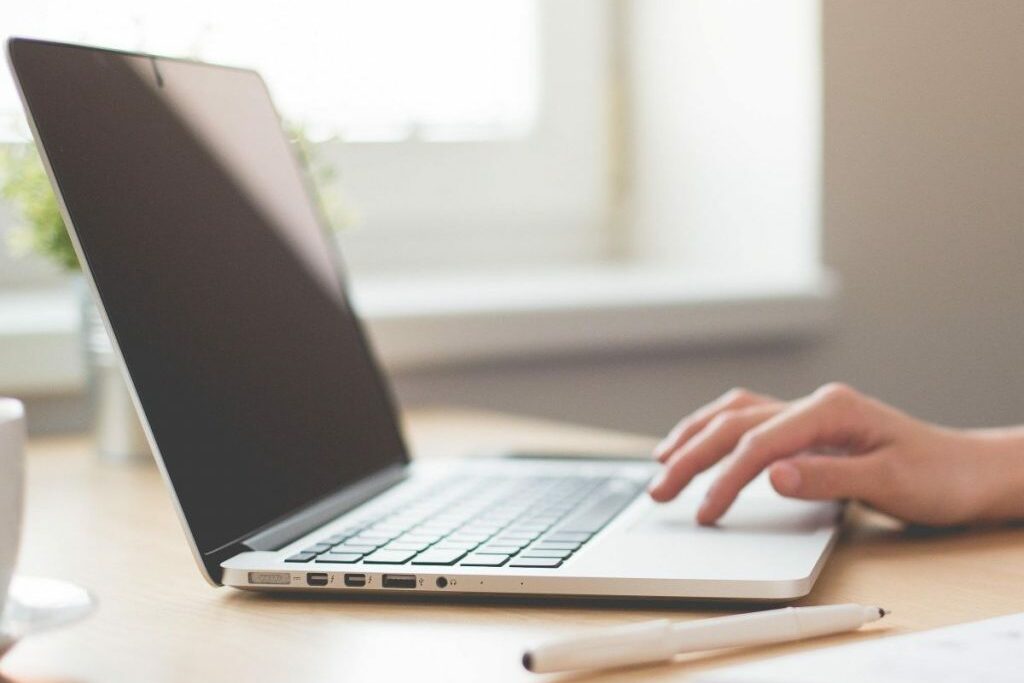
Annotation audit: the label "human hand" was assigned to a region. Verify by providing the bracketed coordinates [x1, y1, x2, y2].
[647, 383, 1024, 526]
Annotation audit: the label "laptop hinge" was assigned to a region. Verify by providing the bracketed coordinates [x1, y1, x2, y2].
[241, 463, 410, 552]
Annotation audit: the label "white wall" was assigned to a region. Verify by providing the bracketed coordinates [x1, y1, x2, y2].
[627, 0, 821, 277]
[390, 0, 1024, 437]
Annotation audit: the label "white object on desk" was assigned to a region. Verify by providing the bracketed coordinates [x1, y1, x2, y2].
[696, 611, 1024, 683]
[0, 576, 97, 658]
[523, 604, 886, 674]
[0, 398, 25, 620]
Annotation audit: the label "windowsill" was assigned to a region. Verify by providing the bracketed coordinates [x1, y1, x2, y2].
[0, 264, 839, 394]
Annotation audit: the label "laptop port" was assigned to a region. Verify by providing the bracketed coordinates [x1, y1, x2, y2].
[344, 573, 366, 587]
[382, 574, 417, 589]
[306, 572, 329, 587]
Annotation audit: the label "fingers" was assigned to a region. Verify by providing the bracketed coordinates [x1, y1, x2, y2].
[768, 452, 886, 502]
[697, 383, 888, 524]
[653, 388, 778, 463]
[648, 403, 782, 502]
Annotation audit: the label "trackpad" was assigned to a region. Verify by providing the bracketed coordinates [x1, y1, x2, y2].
[631, 473, 839, 535]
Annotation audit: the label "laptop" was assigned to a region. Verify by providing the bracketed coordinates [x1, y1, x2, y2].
[7, 38, 840, 601]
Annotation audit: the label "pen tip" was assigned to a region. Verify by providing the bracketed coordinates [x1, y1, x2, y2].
[879, 608, 889, 618]
[522, 653, 535, 672]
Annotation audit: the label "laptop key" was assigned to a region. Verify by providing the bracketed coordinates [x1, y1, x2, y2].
[414, 525, 458, 536]
[345, 539, 387, 550]
[541, 532, 591, 543]
[458, 523, 502, 534]
[505, 523, 549, 532]
[323, 534, 352, 545]
[302, 543, 333, 555]
[447, 532, 492, 543]
[532, 541, 581, 551]
[285, 552, 317, 563]
[509, 557, 563, 568]
[397, 533, 442, 544]
[476, 544, 522, 555]
[410, 548, 469, 565]
[432, 540, 478, 549]
[333, 544, 380, 555]
[383, 541, 431, 552]
[519, 548, 573, 559]
[460, 553, 511, 567]
[363, 549, 416, 564]
[499, 530, 540, 540]
[315, 553, 363, 564]
[350, 533, 395, 544]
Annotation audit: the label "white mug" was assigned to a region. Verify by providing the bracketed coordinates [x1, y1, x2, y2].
[0, 398, 25, 620]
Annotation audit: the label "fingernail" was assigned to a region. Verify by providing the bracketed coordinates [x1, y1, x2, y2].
[771, 462, 802, 495]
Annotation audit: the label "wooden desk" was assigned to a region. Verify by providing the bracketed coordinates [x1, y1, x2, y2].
[5, 408, 1024, 682]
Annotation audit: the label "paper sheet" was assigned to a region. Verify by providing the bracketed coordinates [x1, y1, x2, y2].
[696, 612, 1024, 683]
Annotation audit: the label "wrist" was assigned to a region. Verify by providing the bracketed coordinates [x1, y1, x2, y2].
[963, 429, 1024, 522]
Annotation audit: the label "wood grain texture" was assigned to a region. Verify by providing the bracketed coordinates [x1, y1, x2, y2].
[4, 407, 1024, 682]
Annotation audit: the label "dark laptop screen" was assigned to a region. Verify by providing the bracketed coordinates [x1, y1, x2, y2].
[9, 39, 408, 557]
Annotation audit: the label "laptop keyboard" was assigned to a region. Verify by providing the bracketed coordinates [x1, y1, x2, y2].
[284, 474, 643, 569]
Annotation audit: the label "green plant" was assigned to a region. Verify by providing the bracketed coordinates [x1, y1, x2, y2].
[0, 122, 352, 272]
[286, 123, 357, 234]
[0, 142, 79, 271]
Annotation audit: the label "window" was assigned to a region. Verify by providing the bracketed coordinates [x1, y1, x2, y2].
[1, 0, 612, 279]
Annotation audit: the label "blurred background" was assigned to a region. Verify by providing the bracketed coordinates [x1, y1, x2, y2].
[0, 0, 1022, 451]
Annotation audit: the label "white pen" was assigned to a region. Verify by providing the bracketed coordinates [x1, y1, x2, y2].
[522, 603, 887, 674]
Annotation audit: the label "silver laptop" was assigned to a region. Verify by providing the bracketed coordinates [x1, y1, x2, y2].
[8, 38, 840, 601]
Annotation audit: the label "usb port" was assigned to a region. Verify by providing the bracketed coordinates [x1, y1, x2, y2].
[344, 573, 366, 587]
[306, 572, 329, 587]
[382, 574, 417, 589]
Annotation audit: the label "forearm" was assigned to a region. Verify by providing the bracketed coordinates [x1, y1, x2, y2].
[966, 428, 1024, 522]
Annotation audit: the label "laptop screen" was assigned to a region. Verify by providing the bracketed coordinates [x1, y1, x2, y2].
[9, 39, 409, 557]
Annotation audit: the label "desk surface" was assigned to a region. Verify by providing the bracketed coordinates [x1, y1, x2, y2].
[5, 408, 1024, 682]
